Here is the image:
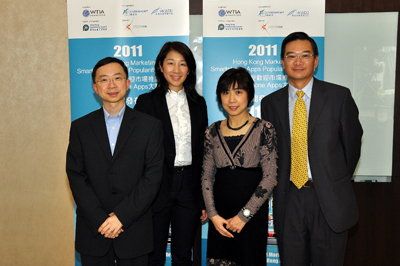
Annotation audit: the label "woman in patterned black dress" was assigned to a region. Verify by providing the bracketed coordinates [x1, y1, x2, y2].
[202, 67, 278, 265]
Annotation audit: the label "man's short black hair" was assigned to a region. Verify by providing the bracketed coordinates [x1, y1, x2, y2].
[281, 32, 319, 59]
[91, 57, 128, 83]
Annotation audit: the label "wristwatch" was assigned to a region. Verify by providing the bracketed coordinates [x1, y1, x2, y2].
[241, 208, 252, 219]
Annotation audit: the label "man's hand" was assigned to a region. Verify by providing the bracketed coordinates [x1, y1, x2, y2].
[98, 213, 124, 239]
[210, 215, 234, 238]
[226, 215, 246, 234]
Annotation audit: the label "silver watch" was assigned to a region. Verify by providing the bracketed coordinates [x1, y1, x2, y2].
[242, 208, 252, 218]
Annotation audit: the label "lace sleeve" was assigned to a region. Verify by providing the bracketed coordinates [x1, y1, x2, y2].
[238, 122, 278, 222]
[201, 126, 218, 218]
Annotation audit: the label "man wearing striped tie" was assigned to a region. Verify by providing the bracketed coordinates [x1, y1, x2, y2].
[261, 32, 363, 266]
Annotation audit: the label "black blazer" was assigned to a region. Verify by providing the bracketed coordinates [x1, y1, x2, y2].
[261, 78, 363, 236]
[134, 88, 208, 210]
[66, 107, 164, 258]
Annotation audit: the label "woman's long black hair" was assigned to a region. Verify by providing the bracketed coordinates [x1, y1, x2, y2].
[154, 41, 201, 101]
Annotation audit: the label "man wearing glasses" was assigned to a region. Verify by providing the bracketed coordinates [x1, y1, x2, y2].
[67, 57, 164, 266]
[261, 32, 363, 266]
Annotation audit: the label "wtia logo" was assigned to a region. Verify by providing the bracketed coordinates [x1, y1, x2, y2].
[82, 9, 90, 17]
[218, 9, 226, 17]
[218, 9, 241, 17]
[82, 9, 105, 17]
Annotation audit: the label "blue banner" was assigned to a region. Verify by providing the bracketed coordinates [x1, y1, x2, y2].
[69, 36, 188, 120]
[203, 36, 324, 123]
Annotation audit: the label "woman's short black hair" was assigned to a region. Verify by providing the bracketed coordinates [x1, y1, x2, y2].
[216, 67, 254, 107]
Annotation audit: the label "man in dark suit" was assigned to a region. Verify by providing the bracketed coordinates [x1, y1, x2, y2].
[134, 42, 208, 265]
[66, 57, 164, 266]
[261, 32, 363, 266]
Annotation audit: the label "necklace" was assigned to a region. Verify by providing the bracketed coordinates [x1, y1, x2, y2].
[227, 117, 249, 131]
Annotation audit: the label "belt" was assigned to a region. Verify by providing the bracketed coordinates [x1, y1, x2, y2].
[173, 165, 192, 172]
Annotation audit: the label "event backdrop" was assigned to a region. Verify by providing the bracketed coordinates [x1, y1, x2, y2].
[67, 0, 325, 265]
[67, 0, 189, 120]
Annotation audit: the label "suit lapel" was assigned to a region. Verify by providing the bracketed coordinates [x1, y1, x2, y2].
[277, 86, 291, 142]
[113, 107, 135, 160]
[308, 79, 327, 137]
[187, 95, 198, 152]
[155, 89, 175, 150]
[91, 109, 113, 161]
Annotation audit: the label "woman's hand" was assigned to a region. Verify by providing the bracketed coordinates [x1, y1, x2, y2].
[210, 215, 234, 238]
[226, 215, 246, 234]
[200, 209, 208, 223]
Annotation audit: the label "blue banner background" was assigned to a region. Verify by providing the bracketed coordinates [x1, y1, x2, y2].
[69, 36, 188, 121]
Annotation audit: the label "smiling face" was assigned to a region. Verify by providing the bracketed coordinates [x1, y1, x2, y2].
[160, 50, 189, 92]
[92, 62, 130, 109]
[282, 39, 319, 88]
[220, 83, 249, 118]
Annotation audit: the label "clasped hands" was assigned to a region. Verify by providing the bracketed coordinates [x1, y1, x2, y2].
[98, 210, 208, 239]
[210, 215, 246, 238]
[98, 212, 124, 239]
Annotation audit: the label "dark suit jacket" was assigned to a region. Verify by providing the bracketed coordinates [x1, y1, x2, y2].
[261, 78, 363, 237]
[134, 88, 208, 211]
[66, 106, 164, 258]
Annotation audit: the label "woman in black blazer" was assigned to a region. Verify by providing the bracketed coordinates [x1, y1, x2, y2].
[134, 41, 208, 266]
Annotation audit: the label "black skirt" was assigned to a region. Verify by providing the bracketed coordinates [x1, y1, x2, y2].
[207, 166, 268, 266]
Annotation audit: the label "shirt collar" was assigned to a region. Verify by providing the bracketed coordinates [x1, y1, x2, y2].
[288, 78, 313, 100]
[103, 105, 126, 120]
[167, 88, 186, 98]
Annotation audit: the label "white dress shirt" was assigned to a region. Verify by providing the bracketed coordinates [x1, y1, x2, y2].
[166, 89, 192, 166]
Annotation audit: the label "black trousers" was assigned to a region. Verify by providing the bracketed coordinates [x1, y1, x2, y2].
[80, 248, 148, 266]
[149, 166, 201, 266]
[279, 182, 348, 266]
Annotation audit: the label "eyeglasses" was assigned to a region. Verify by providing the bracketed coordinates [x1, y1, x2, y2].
[96, 76, 126, 86]
[284, 52, 314, 62]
